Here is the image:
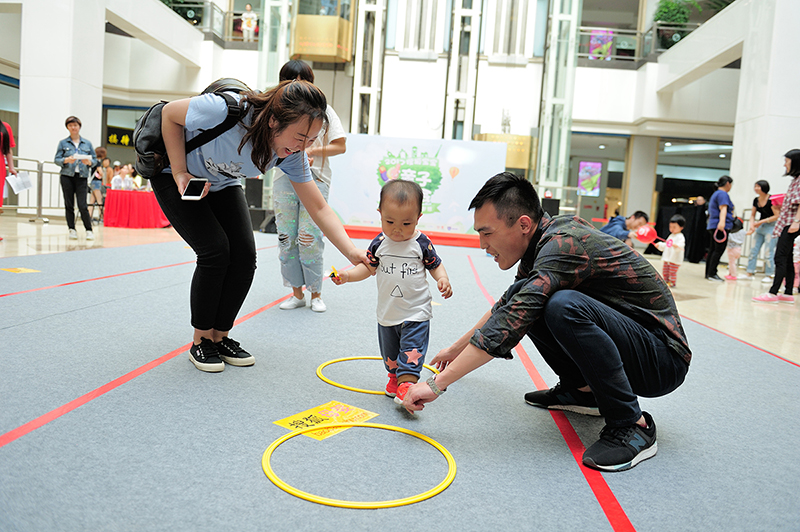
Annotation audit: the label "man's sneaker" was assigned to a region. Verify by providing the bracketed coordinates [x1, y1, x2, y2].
[385, 373, 398, 397]
[394, 381, 414, 405]
[778, 294, 795, 304]
[524, 383, 601, 416]
[310, 297, 327, 313]
[215, 336, 255, 366]
[68, 229, 78, 240]
[86, 231, 94, 241]
[189, 338, 224, 372]
[752, 293, 779, 303]
[279, 295, 305, 310]
[582, 411, 657, 472]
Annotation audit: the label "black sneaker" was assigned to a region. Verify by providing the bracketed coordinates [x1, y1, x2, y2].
[216, 337, 255, 367]
[524, 383, 601, 416]
[189, 338, 225, 373]
[582, 411, 657, 472]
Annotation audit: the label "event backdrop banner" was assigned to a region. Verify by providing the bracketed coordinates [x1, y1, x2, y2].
[328, 134, 507, 235]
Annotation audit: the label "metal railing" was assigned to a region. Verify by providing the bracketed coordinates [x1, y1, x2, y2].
[6, 156, 74, 222]
[164, 2, 261, 43]
[578, 22, 701, 63]
[641, 21, 701, 57]
[577, 26, 640, 62]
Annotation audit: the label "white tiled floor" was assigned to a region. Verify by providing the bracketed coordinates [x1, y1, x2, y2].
[1, 212, 797, 363]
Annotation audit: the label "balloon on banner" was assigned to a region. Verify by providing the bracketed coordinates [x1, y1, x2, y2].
[635, 225, 658, 244]
[449, 167, 459, 179]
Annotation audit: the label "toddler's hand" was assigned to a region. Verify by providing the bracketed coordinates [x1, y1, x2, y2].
[438, 277, 452, 299]
[330, 270, 348, 285]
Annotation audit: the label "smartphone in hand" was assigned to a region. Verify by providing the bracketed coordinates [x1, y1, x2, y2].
[181, 178, 208, 201]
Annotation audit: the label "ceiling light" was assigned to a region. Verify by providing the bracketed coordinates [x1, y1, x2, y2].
[598, 144, 606, 150]
[665, 142, 672, 147]
[719, 154, 726, 158]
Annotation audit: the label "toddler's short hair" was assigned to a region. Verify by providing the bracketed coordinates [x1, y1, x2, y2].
[379, 179, 423, 215]
[669, 214, 686, 228]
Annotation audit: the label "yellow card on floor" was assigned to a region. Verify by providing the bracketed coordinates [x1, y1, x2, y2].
[274, 401, 379, 441]
[1, 268, 40, 273]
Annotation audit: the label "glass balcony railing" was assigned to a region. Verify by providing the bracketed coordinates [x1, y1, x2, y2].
[578, 22, 701, 63]
[641, 21, 702, 56]
[577, 27, 640, 62]
[163, 2, 261, 44]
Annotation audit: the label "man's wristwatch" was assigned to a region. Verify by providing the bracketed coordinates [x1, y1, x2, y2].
[426, 375, 446, 396]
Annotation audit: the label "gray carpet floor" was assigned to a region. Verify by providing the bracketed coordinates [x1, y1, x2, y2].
[1, 233, 798, 531]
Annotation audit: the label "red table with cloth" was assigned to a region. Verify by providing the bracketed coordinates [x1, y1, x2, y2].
[103, 189, 171, 228]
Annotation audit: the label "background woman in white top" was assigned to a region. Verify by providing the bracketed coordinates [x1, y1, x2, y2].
[274, 61, 347, 313]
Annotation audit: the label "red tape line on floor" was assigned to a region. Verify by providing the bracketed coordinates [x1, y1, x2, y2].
[0, 245, 277, 299]
[467, 255, 635, 532]
[0, 292, 291, 450]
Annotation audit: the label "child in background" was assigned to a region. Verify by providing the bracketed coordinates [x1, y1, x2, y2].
[331, 180, 453, 403]
[725, 225, 746, 280]
[655, 214, 686, 287]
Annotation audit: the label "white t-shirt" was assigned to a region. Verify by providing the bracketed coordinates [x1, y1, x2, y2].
[274, 105, 345, 186]
[182, 93, 312, 192]
[657, 232, 686, 265]
[241, 10, 258, 29]
[367, 230, 443, 327]
[110, 175, 123, 190]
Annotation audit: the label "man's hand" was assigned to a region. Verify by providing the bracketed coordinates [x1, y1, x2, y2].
[402, 380, 439, 413]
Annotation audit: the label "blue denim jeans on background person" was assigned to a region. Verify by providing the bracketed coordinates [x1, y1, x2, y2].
[525, 290, 688, 427]
[273, 176, 329, 294]
[151, 174, 256, 332]
[377, 320, 430, 381]
[746, 221, 776, 275]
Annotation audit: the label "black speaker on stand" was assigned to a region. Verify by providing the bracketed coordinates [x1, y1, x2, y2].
[244, 178, 276, 233]
[245, 178, 263, 208]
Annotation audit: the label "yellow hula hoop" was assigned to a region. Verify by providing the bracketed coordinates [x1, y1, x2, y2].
[262, 422, 457, 509]
[316, 356, 439, 395]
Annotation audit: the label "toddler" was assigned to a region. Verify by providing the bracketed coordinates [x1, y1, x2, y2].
[725, 223, 746, 280]
[655, 214, 685, 287]
[332, 179, 452, 403]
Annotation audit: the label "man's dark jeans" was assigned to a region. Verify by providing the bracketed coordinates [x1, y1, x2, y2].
[152, 175, 256, 332]
[527, 290, 688, 427]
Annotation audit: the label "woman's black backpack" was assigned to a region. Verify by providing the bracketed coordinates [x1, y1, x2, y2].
[133, 78, 251, 179]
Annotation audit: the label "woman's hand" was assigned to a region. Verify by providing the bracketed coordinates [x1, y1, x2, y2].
[64, 156, 75, 164]
[790, 221, 800, 234]
[347, 247, 370, 270]
[173, 171, 209, 199]
[430, 344, 462, 372]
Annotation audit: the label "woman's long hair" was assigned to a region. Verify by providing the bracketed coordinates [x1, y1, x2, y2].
[239, 80, 328, 173]
[0, 122, 9, 154]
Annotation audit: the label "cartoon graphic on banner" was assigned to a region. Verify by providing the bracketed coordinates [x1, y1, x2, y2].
[376, 147, 443, 215]
[588, 29, 613, 61]
[577, 161, 602, 197]
[328, 134, 507, 235]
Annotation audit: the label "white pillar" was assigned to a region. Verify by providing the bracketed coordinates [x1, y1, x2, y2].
[18, 0, 105, 164]
[623, 135, 658, 220]
[729, 0, 800, 216]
